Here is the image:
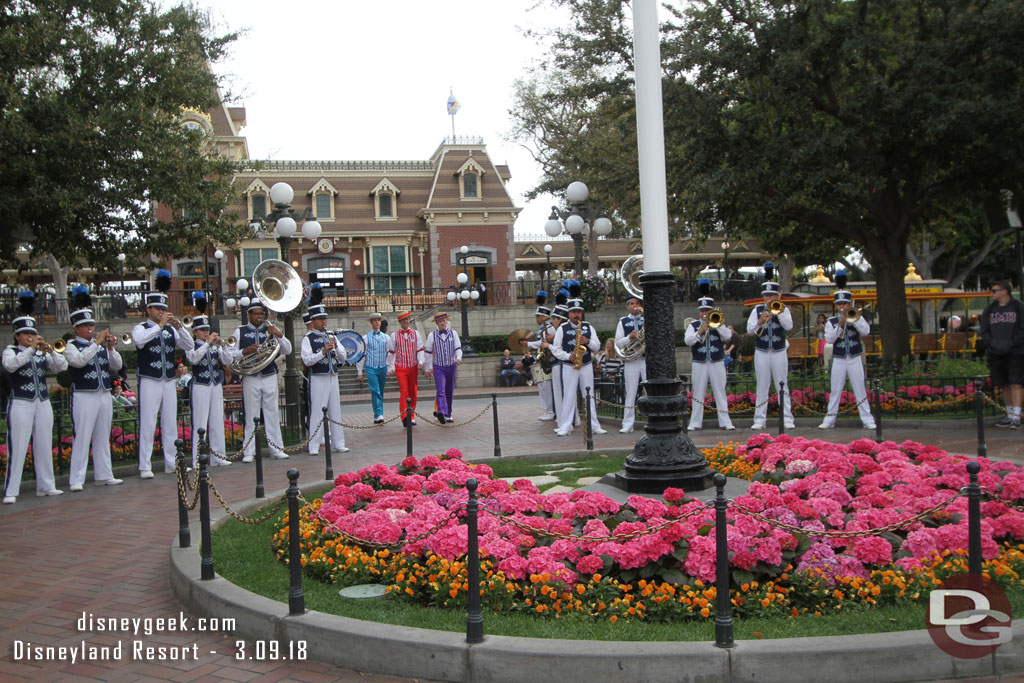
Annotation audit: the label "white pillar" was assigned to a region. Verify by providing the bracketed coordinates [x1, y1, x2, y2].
[632, 0, 670, 273]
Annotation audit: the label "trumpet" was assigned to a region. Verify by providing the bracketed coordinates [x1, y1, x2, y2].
[845, 307, 861, 324]
[182, 315, 193, 329]
[697, 308, 726, 343]
[34, 338, 63, 353]
[754, 299, 786, 336]
[121, 333, 133, 344]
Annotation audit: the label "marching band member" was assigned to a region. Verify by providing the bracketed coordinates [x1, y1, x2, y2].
[389, 311, 424, 427]
[132, 270, 194, 477]
[746, 262, 794, 430]
[546, 290, 572, 428]
[550, 292, 605, 437]
[818, 274, 876, 430]
[356, 312, 392, 423]
[226, 300, 292, 462]
[424, 311, 461, 423]
[301, 293, 349, 454]
[64, 287, 124, 491]
[300, 311, 312, 436]
[613, 296, 646, 433]
[185, 292, 232, 467]
[524, 292, 556, 421]
[3, 292, 67, 503]
[684, 281, 736, 431]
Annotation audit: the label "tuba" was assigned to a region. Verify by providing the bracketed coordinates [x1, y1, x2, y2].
[617, 255, 646, 361]
[230, 259, 304, 375]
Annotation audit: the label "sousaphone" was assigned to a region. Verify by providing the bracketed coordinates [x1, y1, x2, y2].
[230, 259, 305, 375]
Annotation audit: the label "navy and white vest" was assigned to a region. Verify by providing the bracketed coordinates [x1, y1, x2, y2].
[753, 305, 787, 351]
[689, 321, 726, 363]
[7, 346, 49, 401]
[619, 314, 644, 360]
[560, 321, 594, 367]
[830, 317, 864, 359]
[306, 331, 338, 375]
[137, 321, 178, 380]
[69, 339, 112, 392]
[192, 345, 225, 386]
[238, 324, 278, 377]
[545, 323, 562, 365]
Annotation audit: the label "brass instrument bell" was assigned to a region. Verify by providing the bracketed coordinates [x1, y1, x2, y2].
[845, 307, 861, 324]
[51, 338, 66, 353]
[707, 308, 725, 328]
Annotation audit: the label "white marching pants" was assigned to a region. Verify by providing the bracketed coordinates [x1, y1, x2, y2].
[70, 390, 114, 486]
[823, 356, 875, 427]
[242, 374, 286, 457]
[753, 350, 793, 425]
[191, 382, 226, 465]
[557, 364, 602, 434]
[621, 359, 647, 431]
[138, 377, 179, 471]
[688, 361, 734, 429]
[537, 378, 555, 418]
[308, 373, 345, 454]
[4, 397, 55, 496]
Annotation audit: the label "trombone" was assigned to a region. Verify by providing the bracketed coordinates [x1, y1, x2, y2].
[844, 307, 861, 325]
[754, 299, 786, 336]
[697, 308, 726, 343]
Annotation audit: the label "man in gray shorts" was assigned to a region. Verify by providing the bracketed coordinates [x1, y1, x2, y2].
[980, 279, 1024, 429]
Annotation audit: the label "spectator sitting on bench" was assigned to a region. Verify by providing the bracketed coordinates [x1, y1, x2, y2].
[499, 349, 520, 387]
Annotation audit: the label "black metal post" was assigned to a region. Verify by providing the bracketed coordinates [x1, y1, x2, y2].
[198, 453, 214, 580]
[253, 416, 265, 499]
[873, 378, 883, 441]
[713, 473, 735, 648]
[287, 468, 305, 615]
[277, 235, 301, 438]
[545, 251, 552, 294]
[322, 406, 334, 480]
[777, 381, 786, 435]
[585, 386, 594, 451]
[975, 380, 988, 459]
[966, 461, 983, 576]
[465, 478, 483, 643]
[406, 397, 413, 459]
[491, 393, 501, 458]
[175, 438, 190, 549]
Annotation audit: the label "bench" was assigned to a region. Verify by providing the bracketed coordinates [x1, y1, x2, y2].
[496, 361, 529, 387]
[940, 332, 969, 356]
[910, 333, 941, 358]
[786, 337, 818, 369]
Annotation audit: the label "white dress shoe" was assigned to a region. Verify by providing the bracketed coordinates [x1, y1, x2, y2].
[36, 489, 64, 497]
[619, 427, 634, 434]
[139, 471, 155, 479]
[863, 424, 877, 430]
[2, 496, 15, 504]
[722, 425, 736, 431]
[210, 458, 231, 467]
[164, 466, 177, 474]
[97, 478, 124, 486]
[337, 447, 351, 453]
[688, 425, 701, 431]
[555, 429, 569, 437]
[784, 422, 796, 430]
[817, 423, 834, 430]
[271, 452, 289, 460]
[593, 428, 607, 435]
[242, 455, 254, 463]
[751, 423, 765, 430]
[538, 415, 556, 421]
[69, 484, 84, 492]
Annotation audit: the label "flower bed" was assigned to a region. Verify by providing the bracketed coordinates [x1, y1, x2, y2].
[273, 439, 1024, 622]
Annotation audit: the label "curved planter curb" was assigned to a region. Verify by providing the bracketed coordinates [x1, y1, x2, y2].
[169, 485, 1024, 682]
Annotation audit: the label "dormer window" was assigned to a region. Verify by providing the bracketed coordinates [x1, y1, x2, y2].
[308, 178, 339, 221]
[251, 194, 267, 220]
[456, 158, 486, 201]
[371, 178, 400, 221]
[245, 179, 271, 221]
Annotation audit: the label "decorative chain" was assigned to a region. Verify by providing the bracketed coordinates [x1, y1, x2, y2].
[298, 494, 464, 549]
[264, 419, 323, 456]
[479, 503, 712, 543]
[220, 427, 262, 462]
[329, 412, 403, 430]
[175, 466, 201, 511]
[728, 491, 961, 539]
[983, 489, 1024, 512]
[413, 402, 492, 428]
[207, 478, 288, 525]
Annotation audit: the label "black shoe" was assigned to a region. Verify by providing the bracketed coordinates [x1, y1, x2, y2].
[995, 417, 1016, 429]
[402, 416, 410, 428]
[433, 410, 445, 424]
[1011, 420, 1022, 430]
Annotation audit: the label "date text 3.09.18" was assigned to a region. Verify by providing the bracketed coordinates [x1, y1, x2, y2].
[233, 640, 306, 661]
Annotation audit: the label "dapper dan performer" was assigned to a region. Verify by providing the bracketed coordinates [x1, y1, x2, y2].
[550, 292, 605, 437]
[356, 312, 393, 423]
[3, 292, 67, 503]
[389, 311, 424, 426]
[301, 289, 349, 454]
[64, 286, 124, 490]
[613, 295, 646, 433]
[132, 269, 194, 477]
[684, 280, 736, 431]
[226, 300, 292, 461]
[818, 272, 876, 430]
[424, 311, 461, 423]
[524, 291, 556, 421]
[185, 292, 232, 466]
[746, 262, 794, 430]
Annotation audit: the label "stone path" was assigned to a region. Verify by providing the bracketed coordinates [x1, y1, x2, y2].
[0, 386, 1021, 682]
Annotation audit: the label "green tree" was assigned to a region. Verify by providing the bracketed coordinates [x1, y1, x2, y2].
[511, 0, 1024, 365]
[0, 1, 247, 320]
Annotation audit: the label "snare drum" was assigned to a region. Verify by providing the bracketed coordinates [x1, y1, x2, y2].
[530, 363, 551, 384]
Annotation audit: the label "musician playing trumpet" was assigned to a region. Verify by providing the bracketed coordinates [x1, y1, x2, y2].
[613, 296, 646, 433]
[185, 292, 232, 467]
[686, 283, 736, 431]
[132, 270, 194, 478]
[300, 299, 349, 455]
[523, 291, 556, 421]
[818, 275, 876, 430]
[550, 295, 605, 437]
[746, 263, 794, 430]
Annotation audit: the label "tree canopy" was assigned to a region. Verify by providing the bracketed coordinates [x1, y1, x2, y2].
[0, 0, 247, 280]
[511, 0, 1024, 365]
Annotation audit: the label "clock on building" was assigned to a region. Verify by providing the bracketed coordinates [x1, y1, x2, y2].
[317, 238, 334, 254]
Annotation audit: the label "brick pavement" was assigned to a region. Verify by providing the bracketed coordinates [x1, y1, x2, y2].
[0, 386, 1021, 682]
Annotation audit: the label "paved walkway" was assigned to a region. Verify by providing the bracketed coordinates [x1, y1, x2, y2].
[0, 386, 1021, 682]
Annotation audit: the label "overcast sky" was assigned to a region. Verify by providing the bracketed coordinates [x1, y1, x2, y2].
[198, 0, 573, 239]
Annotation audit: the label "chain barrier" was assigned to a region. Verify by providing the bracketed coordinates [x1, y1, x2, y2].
[219, 427, 262, 462]
[298, 493, 465, 550]
[175, 466, 201, 511]
[480, 503, 714, 543]
[329, 412, 404, 430]
[264, 419, 324, 456]
[413, 402, 492, 428]
[207, 478, 289, 525]
[729, 491, 962, 539]
[982, 489, 1024, 512]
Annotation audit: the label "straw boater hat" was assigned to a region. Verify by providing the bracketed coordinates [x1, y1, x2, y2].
[697, 278, 714, 311]
[433, 311, 449, 323]
[761, 262, 780, 295]
[146, 269, 172, 309]
[833, 271, 852, 304]
[396, 311, 412, 321]
[12, 290, 37, 335]
[534, 290, 550, 317]
[191, 291, 211, 330]
[70, 285, 96, 328]
[367, 312, 383, 321]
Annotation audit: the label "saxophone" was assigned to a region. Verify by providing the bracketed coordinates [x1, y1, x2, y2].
[572, 323, 587, 370]
[536, 323, 554, 373]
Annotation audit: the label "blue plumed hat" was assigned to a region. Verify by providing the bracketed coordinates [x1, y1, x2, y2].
[534, 290, 550, 317]
[697, 278, 714, 311]
[146, 269, 172, 309]
[13, 290, 36, 334]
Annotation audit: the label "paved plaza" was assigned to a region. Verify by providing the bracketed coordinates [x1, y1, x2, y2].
[1, 386, 1022, 682]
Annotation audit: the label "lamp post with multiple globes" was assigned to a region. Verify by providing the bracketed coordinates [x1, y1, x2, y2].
[543, 181, 612, 279]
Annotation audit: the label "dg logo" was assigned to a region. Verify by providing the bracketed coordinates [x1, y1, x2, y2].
[926, 574, 1012, 658]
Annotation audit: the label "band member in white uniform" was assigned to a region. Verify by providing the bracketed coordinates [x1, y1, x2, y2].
[185, 292, 232, 466]
[546, 291, 578, 429]
[746, 263, 794, 430]
[3, 293, 67, 503]
[818, 278, 876, 430]
[356, 312, 393, 423]
[424, 311, 461, 423]
[225, 300, 292, 461]
[524, 292, 556, 421]
[685, 284, 736, 431]
[550, 295, 605, 437]
[132, 270, 194, 477]
[614, 296, 647, 433]
[301, 301, 348, 454]
[64, 287, 124, 491]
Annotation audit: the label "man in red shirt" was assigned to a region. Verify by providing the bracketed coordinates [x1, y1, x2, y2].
[389, 311, 424, 426]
